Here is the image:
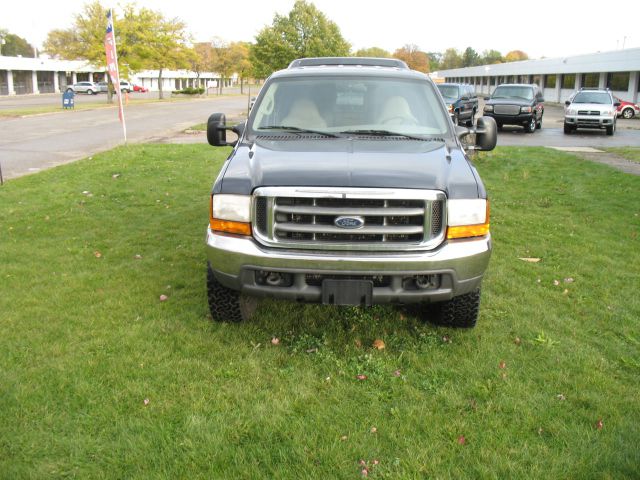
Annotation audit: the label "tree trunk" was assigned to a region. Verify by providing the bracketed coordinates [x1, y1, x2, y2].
[158, 68, 164, 100]
[107, 73, 114, 104]
[240, 76, 244, 95]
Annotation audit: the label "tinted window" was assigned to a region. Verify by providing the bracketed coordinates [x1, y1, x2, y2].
[437, 85, 459, 99]
[492, 86, 534, 100]
[572, 92, 612, 104]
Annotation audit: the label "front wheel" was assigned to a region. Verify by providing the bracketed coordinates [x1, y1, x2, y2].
[465, 109, 476, 127]
[525, 116, 536, 133]
[536, 113, 543, 129]
[86, 89, 94, 95]
[622, 108, 634, 119]
[425, 288, 481, 328]
[563, 122, 574, 134]
[206, 263, 257, 322]
[606, 121, 615, 136]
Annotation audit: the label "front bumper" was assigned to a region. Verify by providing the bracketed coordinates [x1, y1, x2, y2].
[483, 112, 533, 126]
[565, 115, 615, 129]
[206, 229, 492, 304]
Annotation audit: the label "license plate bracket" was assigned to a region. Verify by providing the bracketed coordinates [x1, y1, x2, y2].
[321, 280, 373, 306]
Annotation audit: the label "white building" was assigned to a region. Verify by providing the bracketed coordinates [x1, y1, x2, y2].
[434, 48, 640, 103]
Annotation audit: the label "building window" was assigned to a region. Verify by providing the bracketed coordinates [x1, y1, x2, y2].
[545, 75, 557, 88]
[532, 75, 541, 86]
[607, 72, 630, 91]
[562, 74, 575, 89]
[582, 73, 599, 88]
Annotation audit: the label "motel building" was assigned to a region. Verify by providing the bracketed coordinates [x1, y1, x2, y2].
[433, 48, 640, 104]
[0, 55, 229, 96]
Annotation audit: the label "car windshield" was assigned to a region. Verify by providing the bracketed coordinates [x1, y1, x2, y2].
[249, 75, 450, 138]
[492, 86, 534, 100]
[572, 92, 611, 104]
[437, 85, 459, 99]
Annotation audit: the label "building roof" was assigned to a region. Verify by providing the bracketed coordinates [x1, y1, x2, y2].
[0, 55, 98, 72]
[434, 48, 640, 77]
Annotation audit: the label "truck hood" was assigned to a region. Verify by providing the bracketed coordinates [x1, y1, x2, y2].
[217, 137, 481, 199]
[568, 103, 614, 113]
[485, 98, 533, 107]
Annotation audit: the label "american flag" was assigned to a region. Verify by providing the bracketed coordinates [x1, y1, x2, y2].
[105, 9, 127, 140]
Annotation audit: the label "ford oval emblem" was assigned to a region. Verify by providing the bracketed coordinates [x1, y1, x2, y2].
[334, 216, 365, 229]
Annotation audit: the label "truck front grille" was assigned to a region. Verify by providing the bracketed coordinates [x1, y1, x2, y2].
[252, 187, 446, 251]
[493, 105, 521, 115]
[577, 110, 600, 116]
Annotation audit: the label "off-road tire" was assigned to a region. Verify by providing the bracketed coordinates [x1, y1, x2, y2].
[536, 113, 543, 129]
[563, 122, 574, 134]
[606, 122, 615, 136]
[427, 288, 481, 328]
[206, 263, 257, 322]
[525, 116, 536, 133]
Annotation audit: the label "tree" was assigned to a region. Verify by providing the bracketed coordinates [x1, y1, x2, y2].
[426, 51, 442, 72]
[251, 0, 350, 78]
[480, 49, 503, 65]
[505, 50, 529, 62]
[393, 44, 429, 73]
[231, 42, 253, 94]
[440, 48, 463, 70]
[354, 47, 390, 58]
[0, 30, 35, 57]
[462, 47, 480, 67]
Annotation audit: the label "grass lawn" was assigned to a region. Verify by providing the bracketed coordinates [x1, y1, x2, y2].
[604, 147, 640, 163]
[0, 145, 638, 478]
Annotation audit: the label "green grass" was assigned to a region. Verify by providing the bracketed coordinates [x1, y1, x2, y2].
[1, 145, 638, 478]
[604, 147, 640, 163]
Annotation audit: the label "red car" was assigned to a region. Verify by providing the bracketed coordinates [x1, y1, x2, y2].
[614, 96, 639, 119]
[133, 84, 148, 93]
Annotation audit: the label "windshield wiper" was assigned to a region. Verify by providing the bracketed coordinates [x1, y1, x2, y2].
[259, 125, 340, 138]
[340, 129, 434, 141]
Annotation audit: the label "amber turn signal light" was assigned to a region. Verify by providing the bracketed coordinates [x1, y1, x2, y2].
[210, 218, 252, 236]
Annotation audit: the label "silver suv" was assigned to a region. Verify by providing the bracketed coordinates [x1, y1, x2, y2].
[564, 88, 620, 136]
[67, 82, 100, 95]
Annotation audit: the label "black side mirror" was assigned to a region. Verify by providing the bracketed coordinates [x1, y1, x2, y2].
[474, 116, 497, 151]
[207, 113, 243, 147]
[614, 102, 621, 107]
[483, 96, 490, 101]
[565, 101, 571, 106]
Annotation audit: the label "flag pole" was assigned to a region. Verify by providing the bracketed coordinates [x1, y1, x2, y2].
[105, 8, 127, 144]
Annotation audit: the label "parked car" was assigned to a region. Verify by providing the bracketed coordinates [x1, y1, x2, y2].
[97, 81, 109, 93]
[67, 81, 100, 95]
[436, 83, 478, 126]
[483, 84, 544, 133]
[133, 84, 148, 93]
[204, 57, 498, 328]
[564, 88, 619, 135]
[119, 81, 132, 93]
[614, 96, 639, 119]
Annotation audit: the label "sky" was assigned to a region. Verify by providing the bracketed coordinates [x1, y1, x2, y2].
[3, 0, 639, 62]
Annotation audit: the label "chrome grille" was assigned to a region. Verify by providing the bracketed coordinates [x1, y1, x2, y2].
[578, 110, 600, 116]
[494, 105, 521, 115]
[252, 187, 446, 251]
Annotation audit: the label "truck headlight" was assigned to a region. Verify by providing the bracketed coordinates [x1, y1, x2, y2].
[567, 108, 577, 115]
[484, 105, 493, 112]
[520, 106, 532, 113]
[210, 194, 252, 235]
[446, 199, 490, 239]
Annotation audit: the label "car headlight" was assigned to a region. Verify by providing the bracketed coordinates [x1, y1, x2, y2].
[520, 106, 533, 113]
[210, 194, 252, 235]
[567, 108, 577, 115]
[602, 109, 615, 116]
[446, 199, 490, 239]
[484, 105, 494, 112]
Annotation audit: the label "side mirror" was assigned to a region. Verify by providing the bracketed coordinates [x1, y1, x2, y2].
[565, 101, 571, 106]
[207, 113, 243, 147]
[461, 95, 470, 101]
[474, 116, 497, 151]
[483, 96, 490, 101]
[614, 102, 621, 107]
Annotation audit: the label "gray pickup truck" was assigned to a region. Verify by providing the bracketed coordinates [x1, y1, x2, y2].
[205, 57, 497, 328]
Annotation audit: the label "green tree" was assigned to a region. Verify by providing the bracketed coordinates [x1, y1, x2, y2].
[426, 51, 442, 71]
[462, 47, 480, 67]
[251, 0, 350, 78]
[440, 48, 462, 70]
[354, 47, 390, 58]
[393, 44, 429, 73]
[480, 49, 503, 65]
[0, 30, 35, 57]
[505, 50, 529, 62]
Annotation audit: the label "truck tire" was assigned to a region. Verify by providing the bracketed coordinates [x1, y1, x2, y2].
[563, 122, 574, 134]
[465, 109, 476, 127]
[427, 288, 481, 328]
[536, 113, 543, 129]
[206, 263, 257, 322]
[606, 122, 615, 136]
[525, 116, 536, 133]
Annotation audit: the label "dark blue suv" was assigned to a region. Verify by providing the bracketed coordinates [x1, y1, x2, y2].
[437, 83, 478, 126]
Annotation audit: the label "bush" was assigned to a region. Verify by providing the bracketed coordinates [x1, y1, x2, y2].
[172, 87, 204, 95]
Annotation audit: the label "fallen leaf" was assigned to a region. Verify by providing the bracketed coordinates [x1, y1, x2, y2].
[159, 294, 168, 302]
[361, 467, 368, 477]
[553, 280, 560, 286]
[370, 426, 377, 434]
[354, 339, 362, 348]
[143, 398, 150, 406]
[372, 460, 380, 466]
[457, 435, 466, 445]
[359, 459, 367, 466]
[564, 277, 574, 283]
[134, 254, 143, 259]
[372, 339, 385, 350]
[393, 369, 402, 377]
[271, 337, 280, 346]
[538, 427, 544, 435]
[596, 419, 603, 430]
[356, 374, 367, 381]
[557, 394, 566, 401]
[112, 174, 121, 179]
[563, 289, 569, 295]
[340, 435, 348, 441]
[306, 348, 318, 354]
[514, 337, 522, 346]
[94, 251, 102, 258]
[518, 257, 541, 263]
[499, 361, 506, 369]
[442, 335, 451, 343]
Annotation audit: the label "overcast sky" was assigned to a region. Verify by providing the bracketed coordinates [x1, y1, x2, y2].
[4, 0, 639, 62]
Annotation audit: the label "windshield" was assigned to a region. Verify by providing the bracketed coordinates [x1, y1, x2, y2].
[572, 92, 612, 104]
[437, 85, 459, 99]
[492, 86, 534, 101]
[249, 75, 449, 138]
